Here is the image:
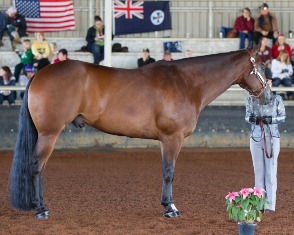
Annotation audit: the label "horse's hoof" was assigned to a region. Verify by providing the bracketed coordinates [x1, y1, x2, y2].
[35, 211, 48, 220]
[163, 210, 180, 218]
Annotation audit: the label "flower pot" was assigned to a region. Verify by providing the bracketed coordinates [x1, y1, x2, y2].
[238, 222, 256, 235]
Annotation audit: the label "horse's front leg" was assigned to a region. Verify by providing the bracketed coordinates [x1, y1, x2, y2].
[160, 135, 183, 218]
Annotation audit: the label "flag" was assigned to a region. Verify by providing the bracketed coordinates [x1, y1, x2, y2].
[15, 0, 75, 33]
[113, 0, 172, 35]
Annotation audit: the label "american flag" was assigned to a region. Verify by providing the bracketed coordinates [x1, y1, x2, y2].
[15, 0, 75, 33]
[113, 0, 144, 19]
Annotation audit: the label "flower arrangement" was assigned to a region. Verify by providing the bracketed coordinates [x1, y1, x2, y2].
[225, 187, 268, 224]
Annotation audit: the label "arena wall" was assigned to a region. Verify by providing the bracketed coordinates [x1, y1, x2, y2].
[1, 105, 293, 151]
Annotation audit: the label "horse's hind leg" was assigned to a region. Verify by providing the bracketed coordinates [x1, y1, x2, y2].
[32, 133, 60, 219]
[160, 134, 183, 218]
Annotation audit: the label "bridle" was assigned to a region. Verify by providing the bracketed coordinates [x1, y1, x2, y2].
[239, 50, 267, 97]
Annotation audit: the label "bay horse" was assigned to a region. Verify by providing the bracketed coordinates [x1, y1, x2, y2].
[10, 44, 267, 219]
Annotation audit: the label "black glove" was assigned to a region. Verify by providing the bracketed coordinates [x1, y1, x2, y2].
[281, 69, 289, 73]
[262, 116, 272, 124]
[249, 115, 257, 124]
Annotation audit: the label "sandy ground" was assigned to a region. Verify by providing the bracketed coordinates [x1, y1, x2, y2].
[0, 148, 293, 235]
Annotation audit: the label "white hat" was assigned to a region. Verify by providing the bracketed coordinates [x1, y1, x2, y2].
[6, 6, 17, 15]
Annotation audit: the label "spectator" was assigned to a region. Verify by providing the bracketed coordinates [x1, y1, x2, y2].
[233, 7, 254, 49]
[185, 49, 193, 58]
[271, 50, 293, 99]
[0, 66, 16, 105]
[86, 15, 105, 65]
[6, 6, 27, 51]
[53, 49, 69, 63]
[137, 48, 155, 67]
[0, 11, 8, 47]
[19, 64, 36, 99]
[272, 33, 292, 59]
[14, 39, 34, 82]
[258, 37, 272, 68]
[49, 42, 58, 62]
[31, 32, 51, 68]
[163, 51, 173, 61]
[253, 3, 278, 45]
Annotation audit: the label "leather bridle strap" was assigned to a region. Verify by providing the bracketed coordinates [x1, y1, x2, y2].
[259, 119, 273, 158]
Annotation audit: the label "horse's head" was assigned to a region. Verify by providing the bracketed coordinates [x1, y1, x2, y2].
[238, 43, 267, 97]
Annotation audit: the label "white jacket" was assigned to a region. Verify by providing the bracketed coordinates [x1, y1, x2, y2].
[271, 59, 293, 80]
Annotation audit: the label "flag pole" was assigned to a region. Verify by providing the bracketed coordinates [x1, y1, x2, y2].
[104, 0, 112, 67]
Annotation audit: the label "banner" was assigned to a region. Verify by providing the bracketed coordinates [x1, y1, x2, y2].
[113, 0, 172, 35]
[15, 0, 75, 33]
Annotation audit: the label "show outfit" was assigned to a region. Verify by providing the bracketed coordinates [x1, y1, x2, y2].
[0, 76, 16, 105]
[245, 94, 286, 211]
[234, 15, 254, 49]
[86, 25, 105, 65]
[137, 56, 156, 67]
[14, 48, 34, 82]
[253, 12, 278, 45]
[271, 43, 292, 59]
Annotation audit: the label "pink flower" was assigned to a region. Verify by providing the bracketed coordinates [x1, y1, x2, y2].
[253, 187, 266, 198]
[240, 188, 254, 199]
[225, 192, 240, 203]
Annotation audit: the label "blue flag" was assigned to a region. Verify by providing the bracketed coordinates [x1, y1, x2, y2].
[113, 1, 172, 35]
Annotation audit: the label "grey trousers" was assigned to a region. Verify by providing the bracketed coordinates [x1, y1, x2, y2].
[250, 137, 280, 211]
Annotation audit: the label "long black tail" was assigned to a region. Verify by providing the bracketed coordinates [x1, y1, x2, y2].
[10, 78, 38, 210]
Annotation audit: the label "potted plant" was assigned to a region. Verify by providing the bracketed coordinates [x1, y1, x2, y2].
[225, 187, 268, 235]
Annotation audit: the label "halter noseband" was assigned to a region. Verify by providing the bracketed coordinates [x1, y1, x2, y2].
[242, 50, 267, 97]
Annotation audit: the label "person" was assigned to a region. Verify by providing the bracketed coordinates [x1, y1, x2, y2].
[163, 50, 173, 61]
[245, 74, 286, 212]
[258, 37, 272, 68]
[31, 32, 51, 68]
[185, 49, 193, 58]
[0, 11, 8, 47]
[271, 50, 293, 99]
[253, 2, 278, 45]
[271, 33, 292, 59]
[0, 66, 16, 105]
[49, 42, 58, 62]
[86, 15, 105, 65]
[19, 64, 36, 99]
[137, 48, 155, 67]
[53, 49, 69, 63]
[233, 7, 254, 49]
[6, 6, 27, 50]
[14, 39, 34, 82]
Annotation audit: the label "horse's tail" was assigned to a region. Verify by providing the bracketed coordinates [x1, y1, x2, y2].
[10, 78, 38, 210]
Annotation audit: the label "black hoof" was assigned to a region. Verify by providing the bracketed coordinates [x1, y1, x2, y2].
[35, 211, 49, 220]
[164, 210, 180, 218]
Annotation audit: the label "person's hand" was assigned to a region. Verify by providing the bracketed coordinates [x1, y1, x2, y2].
[243, 30, 248, 34]
[262, 116, 272, 124]
[274, 31, 279, 38]
[278, 45, 285, 50]
[3, 90, 10, 96]
[249, 115, 257, 124]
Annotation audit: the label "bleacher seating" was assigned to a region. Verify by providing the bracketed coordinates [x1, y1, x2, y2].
[1, 36, 294, 105]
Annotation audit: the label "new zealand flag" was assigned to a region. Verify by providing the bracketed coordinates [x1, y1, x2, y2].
[113, 0, 172, 35]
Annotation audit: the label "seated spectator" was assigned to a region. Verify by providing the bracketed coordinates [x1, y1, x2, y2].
[14, 39, 34, 82]
[53, 49, 69, 63]
[253, 3, 278, 46]
[271, 50, 293, 100]
[0, 66, 16, 105]
[49, 42, 58, 62]
[6, 6, 27, 51]
[31, 32, 51, 68]
[0, 11, 8, 47]
[86, 15, 105, 65]
[233, 7, 254, 49]
[258, 37, 272, 68]
[163, 51, 173, 61]
[185, 49, 193, 58]
[137, 48, 155, 67]
[19, 64, 36, 99]
[272, 33, 292, 59]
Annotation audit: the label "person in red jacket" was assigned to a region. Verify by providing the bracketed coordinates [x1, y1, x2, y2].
[233, 7, 255, 49]
[271, 33, 292, 59]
